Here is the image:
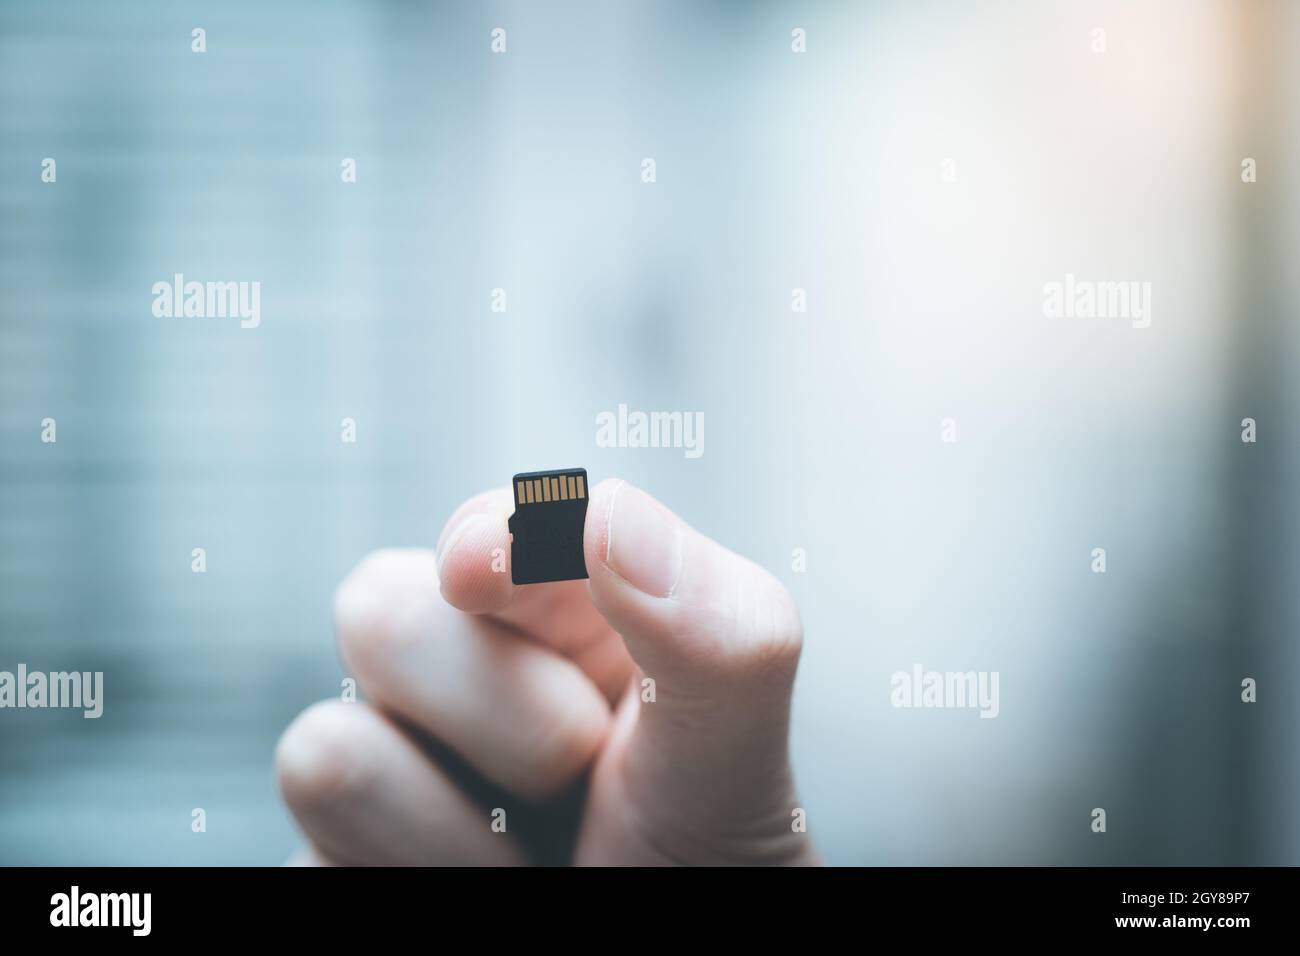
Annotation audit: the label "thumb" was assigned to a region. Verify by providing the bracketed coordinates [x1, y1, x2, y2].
[583, 479, 812, 862]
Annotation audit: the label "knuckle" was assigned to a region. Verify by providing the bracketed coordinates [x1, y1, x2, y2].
[731, 570, 805, 682]
[513, 692, 606, 800]
[665, 559, 805, 687]
[275, 700, 376, 807]
[333, 548, 438, 669]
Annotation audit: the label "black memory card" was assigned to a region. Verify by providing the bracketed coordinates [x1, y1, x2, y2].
[508, 468, 590, 585]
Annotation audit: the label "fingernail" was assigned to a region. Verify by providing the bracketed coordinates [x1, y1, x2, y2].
[605, 482, 682, 597]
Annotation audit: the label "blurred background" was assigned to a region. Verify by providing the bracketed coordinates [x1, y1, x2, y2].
[2, 0, 1298, 865]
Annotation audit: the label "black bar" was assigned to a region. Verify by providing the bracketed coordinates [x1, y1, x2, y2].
[0, 866, 1288, 942]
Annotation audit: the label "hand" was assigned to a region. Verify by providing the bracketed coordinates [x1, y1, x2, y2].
[275, 479, 816, 865]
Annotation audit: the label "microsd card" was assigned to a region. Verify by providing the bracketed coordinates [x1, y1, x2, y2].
[508, 468, 590, 585]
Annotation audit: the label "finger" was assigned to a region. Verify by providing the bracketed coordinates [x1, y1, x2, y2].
[580, 479, 814, 863]
[334, 549, 611, 800]
[434, 489, 516, 615]
[284, 844, 342, 866]
[436, 488, 635, 691]
[276, 700, 527, 866]
[585, 478, 804, 695]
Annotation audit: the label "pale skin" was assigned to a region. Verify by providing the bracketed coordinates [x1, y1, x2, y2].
[275, 479, 817, 865]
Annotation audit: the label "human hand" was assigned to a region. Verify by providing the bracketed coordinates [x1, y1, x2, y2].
[275, 479, 816, 865]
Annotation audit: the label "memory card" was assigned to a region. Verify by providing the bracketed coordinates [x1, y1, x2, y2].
[508, 468, 590, 585]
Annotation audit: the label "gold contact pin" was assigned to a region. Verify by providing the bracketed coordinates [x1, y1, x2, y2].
[514, 472, 590, 504]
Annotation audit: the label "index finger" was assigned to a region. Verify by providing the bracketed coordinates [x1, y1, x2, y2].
[435, 487, 613, 657]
